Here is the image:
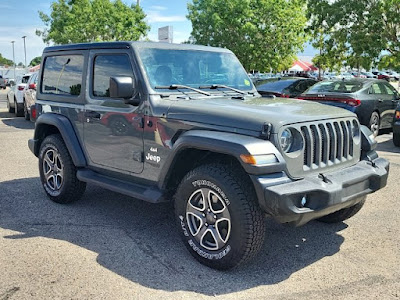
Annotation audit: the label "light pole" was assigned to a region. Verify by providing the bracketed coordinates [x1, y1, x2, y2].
[11, 41, 16, 80]
[22, 35, 27, 68]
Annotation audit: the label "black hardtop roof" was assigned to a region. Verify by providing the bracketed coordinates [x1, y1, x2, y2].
[43, 41, 232, 53]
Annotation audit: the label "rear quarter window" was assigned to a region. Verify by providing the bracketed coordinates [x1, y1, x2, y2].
[41, 55, 84, 96]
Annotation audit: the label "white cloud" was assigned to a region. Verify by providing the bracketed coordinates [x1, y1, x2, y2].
[146, 11, 186, 23]
[150, 5, 167, 11]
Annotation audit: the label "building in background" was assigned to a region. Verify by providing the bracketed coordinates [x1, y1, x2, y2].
[158, 26, 173, 43]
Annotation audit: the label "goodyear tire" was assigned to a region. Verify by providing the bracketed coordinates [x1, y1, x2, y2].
[317, 196, 366, 223]
[175, 163, 265, 270]
[39, 134, 86, 204]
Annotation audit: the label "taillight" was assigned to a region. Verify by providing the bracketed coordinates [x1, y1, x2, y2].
[18, 86, 25, 91]
[396, 111, 400, 119]
[281, 94, 290, 98]
[30, 105, 37, 120]
[29, 83, 36, 90]
[343, 99, 361, 107]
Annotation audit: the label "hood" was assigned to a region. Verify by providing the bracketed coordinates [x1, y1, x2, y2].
[166, 96, 356, 133]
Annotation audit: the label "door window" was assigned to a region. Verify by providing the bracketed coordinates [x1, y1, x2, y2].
[42, 55, 84, 96]
[370, 83, 386, 95]
[92, 54, 134, 97]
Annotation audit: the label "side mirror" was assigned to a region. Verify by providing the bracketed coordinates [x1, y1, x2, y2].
[109, 76, 140, 106]
[10, 80, 15, 87]
[110, 76, 133, 98]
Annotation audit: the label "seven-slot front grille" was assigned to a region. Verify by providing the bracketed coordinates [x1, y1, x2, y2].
[300, 120, 354, 169]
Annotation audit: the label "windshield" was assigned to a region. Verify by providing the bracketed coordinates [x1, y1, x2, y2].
[137, 48, 253, 92]
[255, 79, 296, 91]
[306, 80, 364, 94]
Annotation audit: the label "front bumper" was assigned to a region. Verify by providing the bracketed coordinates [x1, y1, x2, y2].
[251, 157, 389, 226]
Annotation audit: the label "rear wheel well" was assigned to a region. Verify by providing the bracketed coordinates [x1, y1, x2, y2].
[163, 149, 248, 198]
[35, 124, 61, 153]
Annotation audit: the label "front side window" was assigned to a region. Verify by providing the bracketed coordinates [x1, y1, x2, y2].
[93, 54, 134, 97]
[42, 55, 83, 96]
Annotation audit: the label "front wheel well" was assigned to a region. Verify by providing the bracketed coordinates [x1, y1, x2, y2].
[163, 149, 248, 198]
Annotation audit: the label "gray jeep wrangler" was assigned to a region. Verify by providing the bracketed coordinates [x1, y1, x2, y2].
[29, 42, 389, 270]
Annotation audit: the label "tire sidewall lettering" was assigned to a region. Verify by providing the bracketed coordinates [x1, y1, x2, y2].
[191, 179, 230, 206]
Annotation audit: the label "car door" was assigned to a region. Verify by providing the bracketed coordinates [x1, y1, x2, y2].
[83, 49, 144, 174]
[368, 82, 393, 128]
[382, 82, 400, 125]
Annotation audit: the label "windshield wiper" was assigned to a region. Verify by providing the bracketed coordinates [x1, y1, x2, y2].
[199, 84, 248, 95]
[154, 84, 211, 96]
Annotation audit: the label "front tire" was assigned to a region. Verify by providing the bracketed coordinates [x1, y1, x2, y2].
[317, 196, 366, 223]
[39, 134, 86, 204]
[174, 163, 265, 270]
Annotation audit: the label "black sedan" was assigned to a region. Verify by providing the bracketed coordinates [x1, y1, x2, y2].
[255, 77, 318, 98]
[297, 79, 400, 136]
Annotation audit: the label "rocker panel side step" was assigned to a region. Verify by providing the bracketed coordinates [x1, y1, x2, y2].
[77, 169, 165, 203]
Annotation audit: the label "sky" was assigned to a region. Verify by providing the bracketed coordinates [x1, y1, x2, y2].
[0, 0, 316, 66]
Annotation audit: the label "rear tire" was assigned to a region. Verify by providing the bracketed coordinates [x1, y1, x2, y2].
[174, 163, 265, 270]
[14, 99, 23, 117]
[316, 196, 366, 223]
[23, 100, 30, 120]
[7, 96, 14, 113]
[39, 134, 86, 204]
[368, 111, 380, 137]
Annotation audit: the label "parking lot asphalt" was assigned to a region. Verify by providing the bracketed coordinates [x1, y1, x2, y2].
[0, 88, 399, 300]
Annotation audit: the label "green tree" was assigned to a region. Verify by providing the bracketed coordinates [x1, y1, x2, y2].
[0, 54, 13, 66]
[187, 0, 307, 72]
[30, 56, 42, 67]
[36, 0, 150, 44]
[307, 0, 400, 71]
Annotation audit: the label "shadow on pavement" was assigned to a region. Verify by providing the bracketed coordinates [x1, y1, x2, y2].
[1, 113, 35, 130]
[0, 177, 346, 296]
[376, 137, 400, 154]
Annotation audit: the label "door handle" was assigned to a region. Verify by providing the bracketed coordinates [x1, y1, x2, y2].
[392, 100, 399, 103]
[378, 99, 383, 103]
[84, 111, 101, 119]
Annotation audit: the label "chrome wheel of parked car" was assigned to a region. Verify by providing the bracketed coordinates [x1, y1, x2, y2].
[369, 112, 380, 137]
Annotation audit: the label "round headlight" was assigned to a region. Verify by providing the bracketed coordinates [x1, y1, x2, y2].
[280, 128, 293, 153]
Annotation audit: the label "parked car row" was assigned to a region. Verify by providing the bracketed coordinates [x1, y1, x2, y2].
[254, 77, 400, 147]
[6, 71, 38, 121]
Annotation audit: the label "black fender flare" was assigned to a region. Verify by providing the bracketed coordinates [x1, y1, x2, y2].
[31, 113, 87, 167]
[158, 130, 285, 189]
